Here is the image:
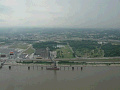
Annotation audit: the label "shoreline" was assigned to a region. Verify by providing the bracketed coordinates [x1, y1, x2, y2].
[4, 63, 120, 67]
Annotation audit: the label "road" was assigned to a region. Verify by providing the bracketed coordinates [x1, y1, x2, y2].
[1, 57, 120, 62]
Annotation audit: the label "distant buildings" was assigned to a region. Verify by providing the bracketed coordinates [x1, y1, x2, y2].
[0, 48, 17, 59]
[98, 41, 108, 45]
[34, 48, 50, 59]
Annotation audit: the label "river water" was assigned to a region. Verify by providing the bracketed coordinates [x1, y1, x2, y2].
[0, 65, 120, 90]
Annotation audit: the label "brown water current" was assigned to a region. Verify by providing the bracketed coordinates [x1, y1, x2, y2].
[0, 65, 120, 90]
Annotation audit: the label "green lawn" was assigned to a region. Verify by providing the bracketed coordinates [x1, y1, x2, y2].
[23, 46, 35, 55]
[9, 43, 29, 49]
[56, 45, 74, 58]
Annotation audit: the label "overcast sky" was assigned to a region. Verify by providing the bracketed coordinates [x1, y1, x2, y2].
[0, 0, 120, 28]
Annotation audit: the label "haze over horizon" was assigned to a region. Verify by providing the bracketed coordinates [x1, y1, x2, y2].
[0, 0, 120, 28]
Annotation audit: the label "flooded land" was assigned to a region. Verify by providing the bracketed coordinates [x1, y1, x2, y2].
[0, 65, 120, 90]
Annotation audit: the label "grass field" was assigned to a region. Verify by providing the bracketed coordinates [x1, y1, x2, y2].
[56, 45, 74, 58]
[23, 46, 35, 55]
[10, 43, 29, 49]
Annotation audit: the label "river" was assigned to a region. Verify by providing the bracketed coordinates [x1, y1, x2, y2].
[0, 65, 120, 90]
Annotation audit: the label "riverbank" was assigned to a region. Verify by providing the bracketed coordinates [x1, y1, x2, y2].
[5, 62, 120, 67]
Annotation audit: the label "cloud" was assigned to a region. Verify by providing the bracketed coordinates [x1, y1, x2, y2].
[0, 4, 12, 14]
[0, 19, 5, 22]
[0, 0, 120, 28]
[26, 0, 64, 15]
[1, 0, 18, 7]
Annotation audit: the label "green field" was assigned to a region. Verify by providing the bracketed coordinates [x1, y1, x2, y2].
[23, 46, 35, 55]
[10, 43, 29, 49]
[56, 45, 74, 58]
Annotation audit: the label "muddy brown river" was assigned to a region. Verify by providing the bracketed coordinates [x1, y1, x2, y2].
[0, 65, 120, 90]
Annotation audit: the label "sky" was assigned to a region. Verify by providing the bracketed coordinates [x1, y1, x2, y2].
[0, 0, 120, 28]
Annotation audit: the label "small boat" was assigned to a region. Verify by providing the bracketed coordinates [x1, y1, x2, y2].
[46, 66, 59, 70]
[47, 60, 59, 70]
